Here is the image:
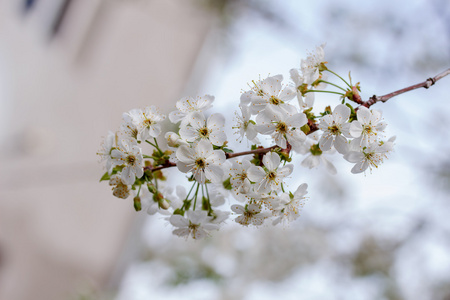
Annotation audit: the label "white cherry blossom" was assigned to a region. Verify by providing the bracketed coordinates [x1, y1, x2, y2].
[124, 106, 166, 140]
[229, 158, 253, 194]
[176, 139, 226, 184]
[110, 139, 144, 185]
[256, 105, 307, 149]
[350, 106, 387, 147]
[249, 75, 297, 115]
[169, 95, 214, 124]
[231, 203, 270, 226]
[247, 152, 293, 194]
[169, 210, 219, 239]
[297, 132, 337, 175]
[290, 68, 315, 109]
[272, 183, 308, 225]
[97, 131, 116, 173]
[301, 44, 326, 84]
[179, 111, 226, 146]
[318, 104, 352, 154]
[109, 173, 132, 199]
[119, 116, 140, 141]
[234, 105, 259, 143]
[344, 138, 395, 174]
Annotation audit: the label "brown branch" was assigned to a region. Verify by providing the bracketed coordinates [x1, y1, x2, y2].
[225, 145, 278, 159]
[144, 161, 176, 173]
[361, 67, 450, 108]
[144, 126, 322, 173]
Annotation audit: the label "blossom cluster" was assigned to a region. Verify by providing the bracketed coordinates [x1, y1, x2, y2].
[98, 45, 395, 239]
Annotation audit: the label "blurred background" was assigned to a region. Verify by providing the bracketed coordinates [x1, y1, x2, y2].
[0, 0, 449, 299]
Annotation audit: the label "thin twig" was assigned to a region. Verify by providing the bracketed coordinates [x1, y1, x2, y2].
[225, 145, 278, 159]
[362, 68, 450, 108]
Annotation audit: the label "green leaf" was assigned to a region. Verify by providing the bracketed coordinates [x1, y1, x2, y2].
[222, 147, 234, 154]
[99, 172, 110, 182]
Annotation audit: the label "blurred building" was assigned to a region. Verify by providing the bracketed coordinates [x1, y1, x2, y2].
[0, 1, 214, 299]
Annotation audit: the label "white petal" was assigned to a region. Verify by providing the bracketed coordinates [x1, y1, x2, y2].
[247, 166, 266, 182]
[196, 139, 214, 157]
[319, 134, 333, 151]
[356, 106, 371, 124]
[322, 157, 337, 175]
[349, 121, 362, 138]
[286, 113, 307, 128]
[207, 113, 225, 129]
[169, 215, 189, 227]
[173, 228, 190, 237]
[334, 135, 349, 154]
[205, 165, 224, 183]
[176, 146, 194, 163]
[333, 104, 350, 122]
[351, 160, 368, 174]
[279, 86, 296, 101]
[231, 204, 245, 214]
[121, 166, 135, 185]
[188, 111, 206, 130]
[277, 164, 293, 178]
[344, 151, 365, 163]
[263, 152, 280, 171]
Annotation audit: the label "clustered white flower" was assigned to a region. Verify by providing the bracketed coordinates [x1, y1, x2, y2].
[98, 44, 396, 239]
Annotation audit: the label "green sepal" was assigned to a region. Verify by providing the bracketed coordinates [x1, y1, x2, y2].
[346, 103, 357, 122]
[223, 176, 232, 190]
[173, 208, 184, 216]
[310, 143, 323, 156]
[303, 107, 315, 121]
[300, 124, 310, 135]
[202, 196, 211, 211]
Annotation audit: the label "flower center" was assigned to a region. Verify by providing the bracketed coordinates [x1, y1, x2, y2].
[310, 143, 322, 156]
[363, 125, 374, 136]
[143, 118, 154, 127]
[127, 155, 136, 164]
[126, 124, 139, 139]
[195, 158, 206, 169]
[328, 124, 340, 134]
[268, 171, 277, 180]
[269, 96, 281, 105]
[188, 223, 200, 239]
[199, 127, 210, 138]
[276, 122, 288, 134]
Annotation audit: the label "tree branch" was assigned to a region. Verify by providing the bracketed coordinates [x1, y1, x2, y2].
[225, 145, 278, 159]
[362, 67, 450, 108]
[145, 123, 321, 173]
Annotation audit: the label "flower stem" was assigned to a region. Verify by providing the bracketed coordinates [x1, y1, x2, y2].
[304, 90, 345, 96]
[318, 80, 347, 92]
[325, 69, 352, 88]
[193, 183, 200, 211]
[153, 138, 163, 155]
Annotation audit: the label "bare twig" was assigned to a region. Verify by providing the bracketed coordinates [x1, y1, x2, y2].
[144, 161, 176, 173]
[362, 68, 450, 108]
[225, 145, 277, 159]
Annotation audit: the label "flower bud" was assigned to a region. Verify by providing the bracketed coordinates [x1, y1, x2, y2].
[165, 132, 183, 147]
[133, 196, 141, 211]
[159, 199, 170, 210]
